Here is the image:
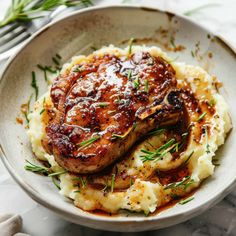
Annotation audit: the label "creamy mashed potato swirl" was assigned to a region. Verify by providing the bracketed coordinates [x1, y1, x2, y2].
[27, 45, 231, 215]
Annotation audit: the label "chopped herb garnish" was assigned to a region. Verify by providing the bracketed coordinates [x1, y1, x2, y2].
[204, 126, 210, 154]
[51, 176, 61, 190]
[133, 77, 139, 89]
[48, 170, 67, 177]
[127, 69, 132, 80]
[196, 112, 207, 122]
[140, 138, 177, 162]
[179, 151, 194, 168]
[74, 189, 81, 193]
[56, 53, 62, 60]
[132, 123, 137, 131]
[130, 178, 134, 187]
[179, 196, 194, 205]
[112, 133, 126, 139]
[164, 176, 190, 190]
[98, 102, 109, 108]
[39, 108, 45, 115]
[77, 135, 100, 149]
[31, 71, 38, 100]
[78, 177, 87, 188]
[52, 56, 60, 66]
[170, 193, 181, 200]
[209, 99, 216, 107]
[170, 36, 176, 48]
[91, 46, 98, 51]
[128, 38, 135, 55]
[111, 174, 116, 192]
[184, 179, 195, 190]
[191, 50, 195, 57]
[144, 79, 149, 93]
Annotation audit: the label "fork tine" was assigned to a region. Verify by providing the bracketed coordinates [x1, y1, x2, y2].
[0, 31, 31, 54]
[0, 22, 20, 37]
[0, 26, 28, 46]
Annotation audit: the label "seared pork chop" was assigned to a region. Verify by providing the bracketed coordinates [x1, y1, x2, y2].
[43, 51, 183, 173]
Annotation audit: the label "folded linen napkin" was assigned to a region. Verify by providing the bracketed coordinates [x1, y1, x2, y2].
[0, 214, 29, 236]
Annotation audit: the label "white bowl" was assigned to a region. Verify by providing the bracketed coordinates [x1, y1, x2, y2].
[0, 5, 235, 232]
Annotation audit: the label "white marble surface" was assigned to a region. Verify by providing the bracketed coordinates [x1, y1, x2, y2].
[1, 0, 236, 235]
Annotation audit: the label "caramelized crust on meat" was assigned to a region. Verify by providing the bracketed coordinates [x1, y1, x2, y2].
[43, 51, 184, 173]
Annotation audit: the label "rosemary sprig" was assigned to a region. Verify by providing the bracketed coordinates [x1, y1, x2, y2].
[164, 176, 190, 190]
[31, 71, 38, 101]
[196, 112, 207, 122]
[179, 196, 194, 205]
[77, 135, 100, 149]
[0, 0, 93, 28]
[24, 160, 49, 174]
[111, 173, 116, 192]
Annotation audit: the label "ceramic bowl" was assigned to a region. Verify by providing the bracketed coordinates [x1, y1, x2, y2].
[0, 5, 235, 232]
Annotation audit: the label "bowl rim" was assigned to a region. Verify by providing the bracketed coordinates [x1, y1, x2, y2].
[0, 3, 236, 226]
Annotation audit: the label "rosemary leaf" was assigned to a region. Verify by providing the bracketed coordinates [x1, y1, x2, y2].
[196, 112, 207, 122]
[51, 176, 61, 190]
[111, 173, 115, 192]
[39, 108, 45, 115]
[98, 102, 109, 108]
[77, 135, 100, 149]
[133, 77, 139, 89]
[127, 69, 132, 80]
[144, 79, 149, 93]
[31, 71, 38, 100]
[48, 170, 67, 177]
[128, 38, 135, 55]
[179, 196, 194, 205]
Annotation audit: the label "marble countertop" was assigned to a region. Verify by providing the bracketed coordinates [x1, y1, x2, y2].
[1, 0, 236, 235]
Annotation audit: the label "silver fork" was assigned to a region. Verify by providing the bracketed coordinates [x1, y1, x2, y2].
[0, 1, 67, 61]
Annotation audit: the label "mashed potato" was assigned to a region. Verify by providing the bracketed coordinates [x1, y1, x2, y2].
[27, 45, 231, 215]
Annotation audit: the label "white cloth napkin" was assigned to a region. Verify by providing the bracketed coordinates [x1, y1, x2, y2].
[0, 214, 29, 236]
